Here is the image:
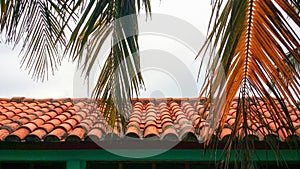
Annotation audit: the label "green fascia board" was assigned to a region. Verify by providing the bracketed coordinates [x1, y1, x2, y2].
[66, 160, 86, 169]
[0, 149, 299, 162]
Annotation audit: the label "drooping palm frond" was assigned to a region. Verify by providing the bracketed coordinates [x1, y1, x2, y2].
[199, 0, 300, 167]
[286, 47, 300, 74]
[0, 0, 71, 81]
[0, 0, 151, 128]
[65, 0, 151, 128]
[290, 0, 300, 15]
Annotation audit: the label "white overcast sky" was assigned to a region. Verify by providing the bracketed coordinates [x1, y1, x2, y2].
[0, 0, 212, 99]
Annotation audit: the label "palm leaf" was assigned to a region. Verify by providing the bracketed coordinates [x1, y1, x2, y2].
[0, 0, 71, 81]
[65, 0, 151, 129]
[199, 0, 300, 167]
[1, 0, 151, 129]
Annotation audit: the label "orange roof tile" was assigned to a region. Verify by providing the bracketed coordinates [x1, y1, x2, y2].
[0, 97, 299, 143]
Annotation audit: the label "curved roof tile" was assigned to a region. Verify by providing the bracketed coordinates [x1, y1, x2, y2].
[0, 97, 299, 143]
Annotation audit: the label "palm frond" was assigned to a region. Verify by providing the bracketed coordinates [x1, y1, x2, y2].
[0, 0, 70, 81]
[200, 0, 300, 167]
[66, 0, 151, 128]
[286, 47, 300, 73]
[0, 0, 151, 128]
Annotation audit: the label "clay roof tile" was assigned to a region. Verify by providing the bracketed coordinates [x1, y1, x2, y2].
[0, 97, 298, 144]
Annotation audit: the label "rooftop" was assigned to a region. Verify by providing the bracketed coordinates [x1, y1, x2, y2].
[0, 97, 299, 146]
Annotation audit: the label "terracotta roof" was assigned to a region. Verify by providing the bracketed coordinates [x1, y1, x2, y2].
[0, 97, 299, 143]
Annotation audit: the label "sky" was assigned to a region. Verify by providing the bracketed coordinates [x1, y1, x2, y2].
[0, 0, 212, 99]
